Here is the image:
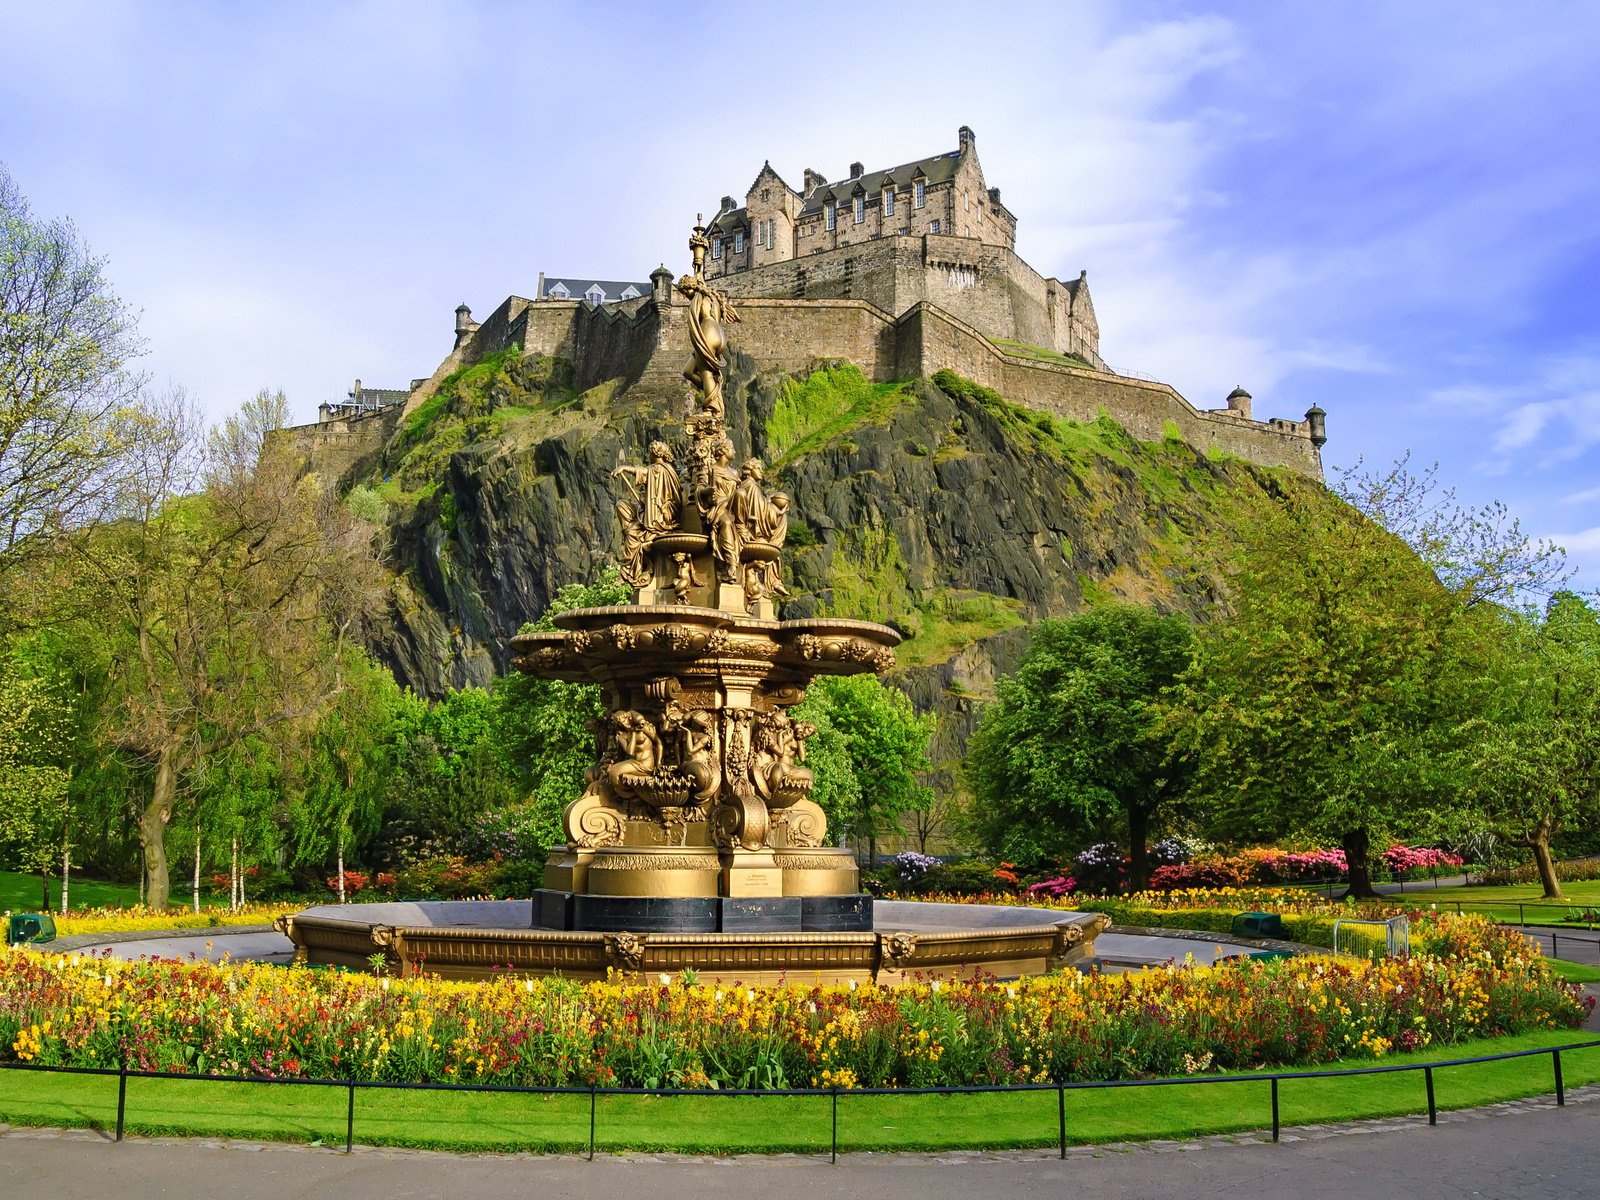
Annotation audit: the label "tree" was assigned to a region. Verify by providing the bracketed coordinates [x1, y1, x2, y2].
[1337, 453, 1569, 606]
[793, 674, 934, 864]
[491, 569, 630, 849]
[0, 165, 146, 601]
[1464, 593, 1600, 898]
[74, 389, 383, 907]
[1167, 484, 1492, 897]
[966, 605, 1195, 886]
[0, 663, 73, 908]
[290, 649, 402, 899]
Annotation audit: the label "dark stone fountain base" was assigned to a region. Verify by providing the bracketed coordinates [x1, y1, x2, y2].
[534, 888, 872, 934]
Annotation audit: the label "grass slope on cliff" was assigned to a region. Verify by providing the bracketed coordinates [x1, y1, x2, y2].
[344, 352, 1333, 702]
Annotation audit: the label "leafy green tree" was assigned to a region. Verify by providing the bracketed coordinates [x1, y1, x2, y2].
[966, 605, 1195, 885]
[0, 663, 73, 908]
[1463, 593, 1600, 898]
[491, 569, 630, 848]
[289, 648, 403, 899]
[76, 388, 383, 907]
[0, 166, 146, 603]
[794, 674, 934, 864]
[1167, 485, 1492, 897]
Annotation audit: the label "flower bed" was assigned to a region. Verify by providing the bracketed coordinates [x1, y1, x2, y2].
[1, 910, 1586, 1089]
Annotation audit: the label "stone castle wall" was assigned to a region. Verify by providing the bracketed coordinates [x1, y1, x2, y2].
[292, 284, 1321, 480]
[271, 403, 402, 488]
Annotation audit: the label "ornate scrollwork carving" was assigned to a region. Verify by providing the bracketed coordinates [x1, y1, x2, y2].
[565, 629, 596, 655]
[771, 799, 826, 848]
[608, 623, 636, 651]
[604, 931, 647, 973]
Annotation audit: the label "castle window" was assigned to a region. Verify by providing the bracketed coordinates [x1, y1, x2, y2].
[585, 285, 605, 305]
[548, 282, 569, 299]
[826, 201, 836, 230]
[853, 195, 864, 224]
[620, 285, 641, 300]
[712, 238, 722, 260]
[883, 188, 894, 216]
[914, 179, 926, 208]
[930, 219, 941, 234]
[762, 188, 770, 201]
[734, 230, 744, 254]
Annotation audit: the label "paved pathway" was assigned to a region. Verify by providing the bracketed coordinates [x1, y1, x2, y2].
[2, 1088, 1598, 1199]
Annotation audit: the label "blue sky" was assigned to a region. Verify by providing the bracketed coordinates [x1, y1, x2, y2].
[3, 1, 1598, 585]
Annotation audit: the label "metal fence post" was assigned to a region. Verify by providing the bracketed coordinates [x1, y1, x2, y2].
[1424, 1066, 1436, 1126]
[831, 1086, 838, 1164]
[1554, 1050, 1566, 1107]
[345, 1081, 355, 1153]
[1057, 1081, 1066, 1158]
[588, 1086, 597, 1160]
[115, 1063, 128, 1142]
[1270, 1077, 1280, 1143]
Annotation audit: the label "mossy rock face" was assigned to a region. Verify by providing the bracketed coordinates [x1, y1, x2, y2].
[348, 354, 1322, 758]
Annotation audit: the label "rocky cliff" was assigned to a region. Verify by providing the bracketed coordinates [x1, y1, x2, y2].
[343, 347, 1302, 763]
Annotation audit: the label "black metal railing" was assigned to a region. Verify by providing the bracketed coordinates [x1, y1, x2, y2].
[4, 1038, 1596, 1161]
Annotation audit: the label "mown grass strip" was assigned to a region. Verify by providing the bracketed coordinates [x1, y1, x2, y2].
[1, 1032, 1594, 1155]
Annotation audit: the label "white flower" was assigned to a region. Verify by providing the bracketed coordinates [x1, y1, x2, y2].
[381, 977, 390, 991]
[524, 979, 535, 994]
[747, 989, 755, 1002]
[715, 990, 724, 1002]
[930, 981, 942, 993]
[659, 973, 673, 986]
[848, 979, 857, 991]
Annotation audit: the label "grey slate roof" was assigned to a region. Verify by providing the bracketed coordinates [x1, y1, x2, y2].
[540, 277, 649, 303]
[796, 149, 961, 216]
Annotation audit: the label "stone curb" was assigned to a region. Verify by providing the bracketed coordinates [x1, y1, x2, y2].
[1104, 924, 1322, 956]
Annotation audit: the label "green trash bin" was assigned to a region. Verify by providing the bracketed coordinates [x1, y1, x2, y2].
[7, 913, 57, 945]
[1230, 912, 1284, 938]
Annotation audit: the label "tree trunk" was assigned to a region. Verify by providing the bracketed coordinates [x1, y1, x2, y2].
[40, 872, 50, 912]
[192, 824, 202, 914]
[140, 747, 177, 910]
[1342, 828, 1379, 898]
[231, 837, 240, 912]
[60, 790, 72, 916]
[337, 831, 346, 904]
[1127, 803, 1151, 892]
[1530, 827, 1563, 900]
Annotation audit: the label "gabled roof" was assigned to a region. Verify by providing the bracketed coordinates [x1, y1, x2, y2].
[540, 277, 651, 302]
[708, 204, 747, 233]
[798, 149, 962, 216]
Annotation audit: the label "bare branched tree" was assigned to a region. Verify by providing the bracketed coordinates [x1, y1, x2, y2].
[1337, 452, 1570, 607]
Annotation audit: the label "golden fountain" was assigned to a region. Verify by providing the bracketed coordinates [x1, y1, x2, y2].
[508, 216, 894, 934]
[276, 220, 1109, 984]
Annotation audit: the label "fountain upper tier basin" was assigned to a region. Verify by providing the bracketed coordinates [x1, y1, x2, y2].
[276, 899, 1110, 986]
[508, 606, 901, 686]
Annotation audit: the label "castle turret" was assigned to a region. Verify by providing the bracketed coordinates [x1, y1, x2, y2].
[1305, 404, 1327, 448]
[958, 125, 976, 154]
[650, 263, 674, 307]
[1225, 385, 1253, 420]
[454, 303, 473, 348]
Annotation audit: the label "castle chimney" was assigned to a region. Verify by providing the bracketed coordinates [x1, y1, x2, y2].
[1225, 385, 1253, 420]
[988, 186, 1001, 206]
[1305, 404, 1328, 448]
[958, 125, 976, 154]
[803, 168, 826, 197]
[720, 195, 736, 214]
[650, 263, 674, 307]
[850, 161, 864, 179]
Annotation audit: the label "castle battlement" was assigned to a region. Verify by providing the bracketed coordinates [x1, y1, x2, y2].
[290, 126, 1326, 482]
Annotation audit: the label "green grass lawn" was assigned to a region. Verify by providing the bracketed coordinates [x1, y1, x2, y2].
[2, 1031, 1594, 1155]
[0, 870, 140, 914]
[1392, 880, 1600, 927]
[1546, 960, 1600, 984]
